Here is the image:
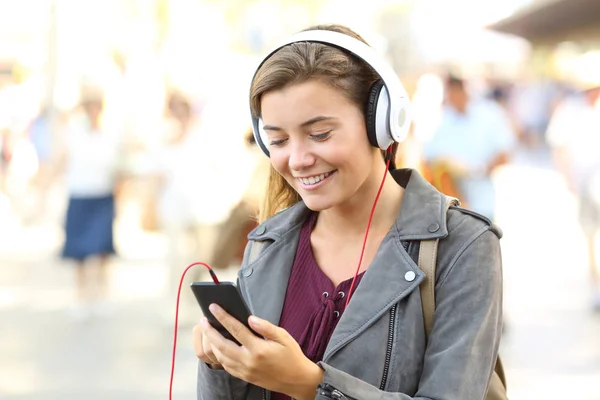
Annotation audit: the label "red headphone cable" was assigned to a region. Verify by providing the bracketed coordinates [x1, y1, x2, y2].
[345, 146, 393, 308]
[169, 262, 219, 400]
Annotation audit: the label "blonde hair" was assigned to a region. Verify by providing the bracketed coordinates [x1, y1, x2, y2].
[250, 24, 398, 222]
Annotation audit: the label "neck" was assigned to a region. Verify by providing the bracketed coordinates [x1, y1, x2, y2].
[315, 163, 404, 239]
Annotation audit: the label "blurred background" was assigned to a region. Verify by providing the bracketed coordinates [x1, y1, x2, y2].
[0, 0, 599, 398]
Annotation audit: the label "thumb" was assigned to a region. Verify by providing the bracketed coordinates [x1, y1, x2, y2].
[248, 316, 284, 342]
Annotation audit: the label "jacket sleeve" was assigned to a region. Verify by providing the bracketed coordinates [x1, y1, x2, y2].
[315, 228, 503, 400]
[197, 361, 250, 400]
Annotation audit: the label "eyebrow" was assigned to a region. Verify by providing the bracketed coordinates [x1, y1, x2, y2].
[262, 115, 337, 131]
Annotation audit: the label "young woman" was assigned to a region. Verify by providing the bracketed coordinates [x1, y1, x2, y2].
[193, 24, 503, 400]
[61, 88, 122, 318]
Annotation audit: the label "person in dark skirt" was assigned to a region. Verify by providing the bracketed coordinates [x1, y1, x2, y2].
[60, 87, 122, 318]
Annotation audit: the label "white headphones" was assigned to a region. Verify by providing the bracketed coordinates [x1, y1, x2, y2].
[249, 29, 412, 157]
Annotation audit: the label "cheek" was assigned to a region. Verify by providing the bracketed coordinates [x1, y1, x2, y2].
[335, 140, 376, 169]
[269, 151, 289, 175]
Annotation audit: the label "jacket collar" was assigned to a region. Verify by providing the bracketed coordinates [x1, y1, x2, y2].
[392, 168, 450, 240]
[248, 168, 450, 243]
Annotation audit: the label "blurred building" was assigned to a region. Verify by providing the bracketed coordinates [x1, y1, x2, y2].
[489, 0, 600, 80]
[489, 0, 600, 44]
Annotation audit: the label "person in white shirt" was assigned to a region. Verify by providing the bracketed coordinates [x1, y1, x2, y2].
[60, 88, 123, 318]
[423, 75, 516, 221]
[153, 93, 226, 324]
[546, 78, 600, 311]
[154, 92, 253, 324]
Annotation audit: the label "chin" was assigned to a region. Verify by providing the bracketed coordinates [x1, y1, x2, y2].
[300, 195, 339, 212]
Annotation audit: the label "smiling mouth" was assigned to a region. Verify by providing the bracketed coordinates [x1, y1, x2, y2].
[297, 171, 335, 186]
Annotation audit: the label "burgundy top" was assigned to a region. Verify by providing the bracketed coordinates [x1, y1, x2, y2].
[271, 213, 365, 400]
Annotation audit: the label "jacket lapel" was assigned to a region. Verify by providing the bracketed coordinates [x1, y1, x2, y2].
[238, 202, 310, 326]
[323, 230, 424, 361]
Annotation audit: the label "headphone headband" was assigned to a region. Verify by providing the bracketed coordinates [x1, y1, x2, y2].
[250, 29, 411, 157]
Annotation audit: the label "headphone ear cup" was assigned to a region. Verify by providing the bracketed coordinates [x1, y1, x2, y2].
[365, 80, 384, 148]
[391, 95, 411, 143]
[374, 83, 392, 149]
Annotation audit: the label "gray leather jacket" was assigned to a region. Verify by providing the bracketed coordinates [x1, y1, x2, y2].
[197, 169, 503, 400]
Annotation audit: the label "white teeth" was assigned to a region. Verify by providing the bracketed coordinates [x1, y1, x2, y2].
[299, 172, 331, 185]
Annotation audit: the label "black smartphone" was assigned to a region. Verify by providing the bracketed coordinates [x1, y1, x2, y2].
[190, 282, 260, 344]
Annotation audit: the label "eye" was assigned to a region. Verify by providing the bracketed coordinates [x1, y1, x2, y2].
[310, 130, 332, 141]
[269, 138, 287, 146]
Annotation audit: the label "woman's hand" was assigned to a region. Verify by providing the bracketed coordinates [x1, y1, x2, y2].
[192, 319, 223, 370]
[201, 304, 324, 400]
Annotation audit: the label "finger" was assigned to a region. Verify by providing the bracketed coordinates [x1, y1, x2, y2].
[203, 314, 244, 360]
[210, 343, 237, 368]
[248, 316, 284, 343]
[210, 304, 259, 348]
[210, 344, 253, 383]
[192, 323, 205, 358]
[202, 333, 220, 365]
[193, 321, 211, 360]
[194, 319, 220, 365]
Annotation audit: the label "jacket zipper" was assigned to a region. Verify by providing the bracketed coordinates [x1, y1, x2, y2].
[261, 388, 267, 400]
[378, 241, 407, 390]
[379, 303, 397, 390]
[318, 384, 349, 399]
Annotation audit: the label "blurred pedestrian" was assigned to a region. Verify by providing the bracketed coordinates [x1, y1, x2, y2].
[59, 87, 123, 319]
[152, 92, 218, 325]
[0, 127, 9, 195]
[546, 72, 600, 311]
[423, 74, 516, 221]
[209, 128, 266, 270]
[22, 104, 56, 224]
[511, 77, 565, 148]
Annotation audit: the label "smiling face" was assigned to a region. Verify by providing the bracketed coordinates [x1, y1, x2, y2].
[261, 79, 381, 212]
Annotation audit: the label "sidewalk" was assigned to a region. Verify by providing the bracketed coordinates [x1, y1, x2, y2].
[0, 208, 240, 399]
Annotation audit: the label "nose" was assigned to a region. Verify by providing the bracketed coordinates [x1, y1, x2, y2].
[288, 139, 316, 172]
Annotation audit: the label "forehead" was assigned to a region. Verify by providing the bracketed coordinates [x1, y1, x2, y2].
[261, 80, 356, 123]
